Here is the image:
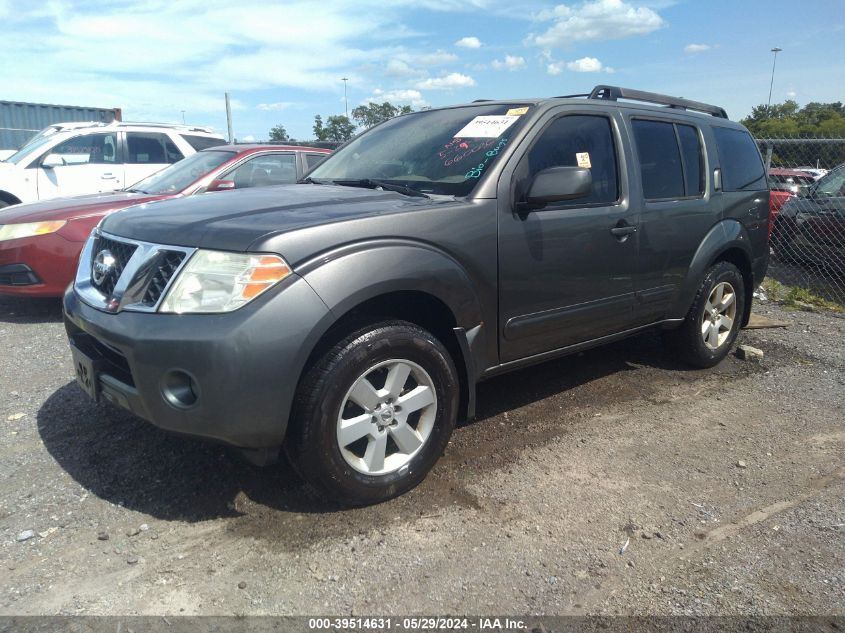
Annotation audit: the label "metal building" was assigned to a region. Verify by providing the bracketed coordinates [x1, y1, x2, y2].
[0, 101, 122, 150]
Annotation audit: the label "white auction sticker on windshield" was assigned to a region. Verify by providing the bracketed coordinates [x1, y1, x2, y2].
[454, 115, 519, 138]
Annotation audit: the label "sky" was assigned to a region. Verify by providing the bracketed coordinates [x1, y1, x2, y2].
[1, 0, 844, 142]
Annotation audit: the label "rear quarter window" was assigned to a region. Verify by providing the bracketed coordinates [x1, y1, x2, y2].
[712, 127, 766, 192]
[181, 135, 227, 151]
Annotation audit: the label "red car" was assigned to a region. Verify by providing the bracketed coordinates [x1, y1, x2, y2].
[0, 144, 330, 297]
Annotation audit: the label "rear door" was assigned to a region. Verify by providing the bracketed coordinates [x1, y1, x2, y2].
[497, 109, 639, 362]
[123, 132, 184, 189]
[36, 132, 123, 200]
[627, 116, 716, 324]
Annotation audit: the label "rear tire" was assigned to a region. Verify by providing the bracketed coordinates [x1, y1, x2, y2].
[285, 321, 459, 506]
[664, 261, 745, 368]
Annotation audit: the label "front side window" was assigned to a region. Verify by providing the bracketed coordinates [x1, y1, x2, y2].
[126, 150, 235, 194]
[308, 103, 533, 196]
[712, 126, 766, 192]
[515, 114, 619, 207]
[49, 133, 118, 165]
[126, 132, 182, 164]
[224, 153, 297, 188]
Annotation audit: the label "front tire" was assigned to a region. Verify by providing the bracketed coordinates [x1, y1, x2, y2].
[285, 321, 459, 506]
[664, 261, 745, 368]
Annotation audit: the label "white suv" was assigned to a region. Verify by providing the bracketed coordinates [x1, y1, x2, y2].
[0, 122, 225, 208]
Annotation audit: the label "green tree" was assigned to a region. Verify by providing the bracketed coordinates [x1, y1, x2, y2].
[351, 101, 413, 129]
[268, 124, 289, 142]
[323, 115, 356, 142]
[313, 115, 327, 141]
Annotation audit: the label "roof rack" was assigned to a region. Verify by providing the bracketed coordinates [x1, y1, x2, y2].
[105, 121, 218, 133]
[588, 85, 728, 118]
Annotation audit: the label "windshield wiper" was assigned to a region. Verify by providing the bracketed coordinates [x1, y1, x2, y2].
[330, 179, 430, 199]
[299, 176, 325, 184]
[124, 188, 147, 194]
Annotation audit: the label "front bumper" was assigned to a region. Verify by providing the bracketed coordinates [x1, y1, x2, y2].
[62, 276, 333, 448]
[0, 233, 84, 297]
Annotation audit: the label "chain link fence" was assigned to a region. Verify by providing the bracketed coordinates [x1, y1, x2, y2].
[755, 136, 845, 307]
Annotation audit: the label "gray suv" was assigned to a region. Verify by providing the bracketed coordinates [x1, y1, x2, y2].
[63, 86, 770, 505]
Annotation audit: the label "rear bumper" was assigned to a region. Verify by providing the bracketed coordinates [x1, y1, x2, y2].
[0, 234, 83, 297]
[62, 276, 333, 448]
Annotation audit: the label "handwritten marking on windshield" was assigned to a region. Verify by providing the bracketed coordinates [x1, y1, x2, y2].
[465, 138, 509, 180]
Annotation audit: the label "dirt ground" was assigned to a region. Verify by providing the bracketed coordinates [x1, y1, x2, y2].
[0, 295, 843, 616]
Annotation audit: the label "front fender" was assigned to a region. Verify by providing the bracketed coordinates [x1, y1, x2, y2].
[668, 219, 753, 320]
[298, 239, 485, 329]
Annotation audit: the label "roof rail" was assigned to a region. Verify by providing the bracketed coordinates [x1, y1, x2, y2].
[106, 121, 217, 133]
[588, 85, 728, 119]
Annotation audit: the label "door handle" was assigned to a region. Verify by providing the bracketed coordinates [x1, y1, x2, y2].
[610, 221, 637, 239]
[101, 173, 117, 180]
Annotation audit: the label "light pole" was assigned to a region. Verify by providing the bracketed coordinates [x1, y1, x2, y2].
[180, 110, 185, 124]
[766, 47, 782, 112]
[341, 77, 349, 118]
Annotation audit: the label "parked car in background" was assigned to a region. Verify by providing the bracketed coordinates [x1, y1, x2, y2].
[0, 122, 225, 208]
[768, 167, 816, 197]
[794, 166, 829, 180]
[768, 189, 794, 240]
[0, 144, 331, 296]
[771, 162, 845, 264]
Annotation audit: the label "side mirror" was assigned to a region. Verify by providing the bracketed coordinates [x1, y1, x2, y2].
[206, 179, 236, 192]
[526, 166, 592, 207]
[41, 154, 65, 169]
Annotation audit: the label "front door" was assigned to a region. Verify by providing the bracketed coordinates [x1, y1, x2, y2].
[498, 112, 638, 363]
[36, 132, 123, 200]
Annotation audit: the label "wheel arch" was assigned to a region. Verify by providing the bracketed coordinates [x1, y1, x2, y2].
[0, 190, 22, 207]
[669, 219, 754, 326]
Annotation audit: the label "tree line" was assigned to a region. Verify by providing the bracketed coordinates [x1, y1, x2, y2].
[268, 101, 415, 143]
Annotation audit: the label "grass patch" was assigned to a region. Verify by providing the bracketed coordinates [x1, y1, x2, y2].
[760, 279, 845, 313]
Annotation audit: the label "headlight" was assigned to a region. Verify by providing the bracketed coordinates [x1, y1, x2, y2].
[159, 250, 292, 314]
[0, 220, 67, 241]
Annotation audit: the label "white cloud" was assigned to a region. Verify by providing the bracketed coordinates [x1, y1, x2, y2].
[363, 88, 429, 108]
[256, 102, 293, 111]
[455, 36, 482, 48]
[528, 0, 665, 47]
[416, 49, 458, 65]
[385, 59, 418, 78]
[684, 43, 711, 53]
[415, 72, 476, 90]
[567, 56, 606, 72]
[491, 55, 526, 71]
[240, 135, 256, 142]
[546, 56, 613, 74]
[786, 90, 797, 98]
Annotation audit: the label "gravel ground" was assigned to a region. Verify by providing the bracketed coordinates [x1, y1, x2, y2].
[0, 295, 843, 616]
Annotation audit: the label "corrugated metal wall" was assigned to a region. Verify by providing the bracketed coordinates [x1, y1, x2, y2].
[0, 101, 122, 150]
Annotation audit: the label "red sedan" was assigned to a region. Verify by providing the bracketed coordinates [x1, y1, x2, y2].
[0, 144, 331, 297]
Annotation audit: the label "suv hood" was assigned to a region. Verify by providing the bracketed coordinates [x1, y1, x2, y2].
[101, 184, 448, 251]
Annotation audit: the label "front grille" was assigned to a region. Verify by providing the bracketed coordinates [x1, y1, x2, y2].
[142, 251, 186, 306]
[90, 235, 137, 296]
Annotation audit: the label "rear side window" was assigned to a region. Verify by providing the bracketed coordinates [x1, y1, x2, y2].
[677, 124, 704, 196]
[712, 127, 766, 191]
[181, 134, 226, 151]
[632, 120, 685, 199]
[305, 153, 328, 170]
[126, 132, 182, 164]
[521, 114, 619, 206]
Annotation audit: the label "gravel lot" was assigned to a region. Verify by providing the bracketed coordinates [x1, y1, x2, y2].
[0, 294, 843, 616]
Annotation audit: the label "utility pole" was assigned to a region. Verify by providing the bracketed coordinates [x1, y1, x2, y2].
[224, 92, 233, 143]
[767, 47, 782, 113]
[341, 77, 349, 118]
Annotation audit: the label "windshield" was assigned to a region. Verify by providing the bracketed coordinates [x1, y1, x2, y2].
[308, 103, 533, 197]
[126, 150, 235, 194]
[4, 134, 58, 165]
[812, 165, 845, 198]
